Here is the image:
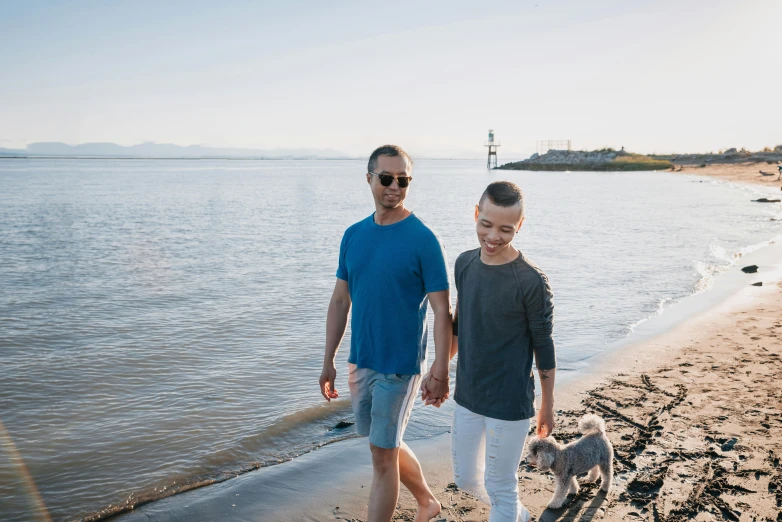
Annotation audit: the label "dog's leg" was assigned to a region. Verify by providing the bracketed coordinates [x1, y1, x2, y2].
[566, 475, 579, 496]
[587, 466, 600, 482]
[547, 476, 569, 509]
[599, 463, 613, 493]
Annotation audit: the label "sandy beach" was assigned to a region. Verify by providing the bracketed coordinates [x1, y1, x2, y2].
[674, 162, 782, 189]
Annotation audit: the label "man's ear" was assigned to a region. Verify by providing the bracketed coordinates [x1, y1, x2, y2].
[474, 204, 480, 222]
[517, 216, 525, 232]
[366, 173, 371, 185]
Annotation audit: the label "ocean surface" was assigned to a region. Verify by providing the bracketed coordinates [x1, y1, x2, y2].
[1, 158, 780, 521]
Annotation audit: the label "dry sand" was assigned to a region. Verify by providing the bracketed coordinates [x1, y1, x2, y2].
[673, 162, 782, 190]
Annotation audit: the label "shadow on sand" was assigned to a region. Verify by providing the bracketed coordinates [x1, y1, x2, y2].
[538, 488, 609, 522]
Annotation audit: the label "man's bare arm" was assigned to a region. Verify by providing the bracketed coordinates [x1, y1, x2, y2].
[536, 366, 556, 437]
[422, 290, 452, 404]
[319, 279, 351, 401]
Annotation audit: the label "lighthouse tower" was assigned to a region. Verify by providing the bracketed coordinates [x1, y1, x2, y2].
[485, 129, 500, 169]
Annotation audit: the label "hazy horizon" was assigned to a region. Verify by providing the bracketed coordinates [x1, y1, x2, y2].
[1, 140, 778, 162]
[2, 0, 780, 158]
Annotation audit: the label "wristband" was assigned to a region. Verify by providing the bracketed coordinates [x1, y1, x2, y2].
[429, 373, 448, 383]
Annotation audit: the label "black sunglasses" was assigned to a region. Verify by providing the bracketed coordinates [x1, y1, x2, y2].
[369, 172, 412, 188]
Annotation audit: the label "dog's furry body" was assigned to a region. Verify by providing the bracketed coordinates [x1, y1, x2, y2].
[526, 414, 613, 509]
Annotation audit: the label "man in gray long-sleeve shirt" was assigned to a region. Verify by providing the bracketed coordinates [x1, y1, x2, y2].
[452, 246, 556, 422]
[427, 181, 556, 522]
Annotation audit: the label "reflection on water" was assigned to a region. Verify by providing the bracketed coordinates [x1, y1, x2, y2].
[0, 159, 779, 521]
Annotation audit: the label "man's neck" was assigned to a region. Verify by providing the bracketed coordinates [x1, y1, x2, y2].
[481, 245, 520, 265]
[374, 205, 411, 226]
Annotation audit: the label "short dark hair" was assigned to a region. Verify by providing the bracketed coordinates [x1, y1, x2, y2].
[367, 144, 413, 173]
[479, 181, 525, 217]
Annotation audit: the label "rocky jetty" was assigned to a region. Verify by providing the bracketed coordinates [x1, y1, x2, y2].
[498, 149, 672, 171]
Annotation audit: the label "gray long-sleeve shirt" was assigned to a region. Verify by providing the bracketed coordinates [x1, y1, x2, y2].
[453, 248, 556, 421]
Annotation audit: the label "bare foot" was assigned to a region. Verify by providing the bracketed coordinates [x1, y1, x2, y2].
[414, 497, 441, 522]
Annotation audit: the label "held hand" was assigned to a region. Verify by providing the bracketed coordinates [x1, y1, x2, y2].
[423, 373, 449, 407]
[420, 375, 430, 401]
[420, 374, 442, 405]
[420, 374, 449, 406]
[319, 364, 338, 401]
[536, 403, 555, 438]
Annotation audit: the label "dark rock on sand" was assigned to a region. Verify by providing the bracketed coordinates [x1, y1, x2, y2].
[752, 198, 782, 203]
[752, 282, 763, 287]
[742, 265, 759, 273]
[331, 420, 355, 430]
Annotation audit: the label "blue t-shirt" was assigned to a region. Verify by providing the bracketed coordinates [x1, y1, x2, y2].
[336, 213, 449, 375]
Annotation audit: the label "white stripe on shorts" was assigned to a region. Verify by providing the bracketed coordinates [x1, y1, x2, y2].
[395, 374, 420, 445]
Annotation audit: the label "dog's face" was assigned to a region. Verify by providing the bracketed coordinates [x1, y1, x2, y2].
[526, 436, 558, 471]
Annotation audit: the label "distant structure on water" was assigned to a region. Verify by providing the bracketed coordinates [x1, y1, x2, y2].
[537, 139, 572, 155]
[485, 129, 501, 169]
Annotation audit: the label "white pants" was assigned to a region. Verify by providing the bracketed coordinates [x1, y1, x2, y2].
[451, 403, 531, 522]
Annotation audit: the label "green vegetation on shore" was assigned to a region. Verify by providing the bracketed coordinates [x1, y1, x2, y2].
[611, 154, 673, 170]
[498, 149, 672, 171]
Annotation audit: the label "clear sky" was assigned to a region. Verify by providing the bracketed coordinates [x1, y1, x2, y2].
[1, 0, 780, 158]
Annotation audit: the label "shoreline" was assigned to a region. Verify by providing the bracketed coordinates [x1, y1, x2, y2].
[110, 247, 782, 522]
[673, 162, 782, 189]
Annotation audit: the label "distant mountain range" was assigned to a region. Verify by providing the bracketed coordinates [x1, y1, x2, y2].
[0, 142, 353, 159]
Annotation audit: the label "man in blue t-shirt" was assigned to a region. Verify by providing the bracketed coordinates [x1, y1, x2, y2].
[319, 145, 452, 522]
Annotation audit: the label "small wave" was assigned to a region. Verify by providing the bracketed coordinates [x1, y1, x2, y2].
[693, 260, 722, 293]
[693, 234, 782, 294]
[77, 428, 364, 522]
[225, 401, 354, 459]
[737, 234, 782, 257]
[77, 401, 356, 522]
[709, 243, 731, 263]
[626, 296, 672, 335]
[623, 232, 782, 343]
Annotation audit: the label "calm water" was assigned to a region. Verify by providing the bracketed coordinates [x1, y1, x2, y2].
[1, 159, 780, 521]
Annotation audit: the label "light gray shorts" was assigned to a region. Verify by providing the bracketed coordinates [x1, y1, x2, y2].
[347, 363, 422, 449]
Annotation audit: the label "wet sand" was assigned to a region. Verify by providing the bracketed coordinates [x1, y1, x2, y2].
[112, 270, 782, 522]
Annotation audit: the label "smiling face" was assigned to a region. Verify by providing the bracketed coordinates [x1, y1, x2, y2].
[474, 197, 524, 264]
[366, 154, 411, 210]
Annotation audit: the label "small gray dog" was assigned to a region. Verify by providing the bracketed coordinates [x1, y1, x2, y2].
[526, 414, 613, 509]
